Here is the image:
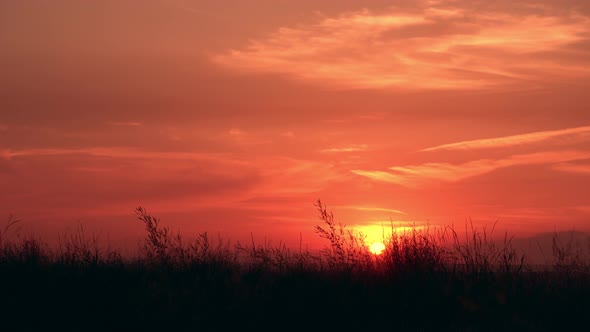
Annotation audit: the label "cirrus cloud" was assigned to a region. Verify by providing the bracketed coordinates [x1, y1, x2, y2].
[554, 163, 590, 175]
[352, 150, 590, 187]
[213, 1, 590, 90]
[422, 125, 590, 152]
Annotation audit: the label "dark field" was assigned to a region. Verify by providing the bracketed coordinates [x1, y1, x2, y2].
[1, 203, 589, 331]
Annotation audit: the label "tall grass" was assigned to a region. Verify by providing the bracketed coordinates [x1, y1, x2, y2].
[313, 200, 373, 271]
[1, 203, 589, 331]
[0, 203, 586, 275]
[136, 206, 237, 268]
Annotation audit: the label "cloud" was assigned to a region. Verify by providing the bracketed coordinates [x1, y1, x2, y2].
[0, 147, 247, 166]
[352, 150, 590, 187]
[281, 131, 295, 138]
[553, 163, 590, 174]
[228, 128, 245, 136]
[0, 146, 264, 219]
[256, 158, 349, 195]
[335, 205, 407, 215]
[422, 125, 590, 152]
[321, 144, 368, 153]
[358, 113, 386, 121]
[213, 2, 590, 90]
[223, 128, 271, 146]
[2, 147, 348, 198]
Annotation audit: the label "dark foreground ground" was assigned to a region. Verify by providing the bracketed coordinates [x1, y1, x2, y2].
[1, 207, 589, 331]
[2, 260, 590, 331]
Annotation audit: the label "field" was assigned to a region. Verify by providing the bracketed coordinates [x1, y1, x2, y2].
[1, 202, 589, 331]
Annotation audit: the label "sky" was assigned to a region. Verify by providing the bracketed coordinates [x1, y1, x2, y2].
[1, 0, 590, 250]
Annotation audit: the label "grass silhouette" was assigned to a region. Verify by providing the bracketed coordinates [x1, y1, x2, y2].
[1, 200, 589, 331]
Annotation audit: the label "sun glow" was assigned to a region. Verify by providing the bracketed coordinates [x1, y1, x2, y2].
[353, 222, 428, 255]
[370, 242, 386, 255]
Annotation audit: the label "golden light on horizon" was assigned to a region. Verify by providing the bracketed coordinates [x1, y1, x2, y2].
[353, 222, 431, 255]
[369, 242, 386, 255]
[354, 222, 426, 241]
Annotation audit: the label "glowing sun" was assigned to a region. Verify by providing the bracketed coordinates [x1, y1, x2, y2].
[369, 242, 385, 255]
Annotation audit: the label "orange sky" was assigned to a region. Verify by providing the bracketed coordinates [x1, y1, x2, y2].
[1, 0, 590, 250]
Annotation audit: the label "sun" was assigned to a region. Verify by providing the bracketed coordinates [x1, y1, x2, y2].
[369, 242, 386, 255]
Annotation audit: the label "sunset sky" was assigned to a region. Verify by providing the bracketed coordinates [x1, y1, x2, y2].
[1, 0, 590, 249]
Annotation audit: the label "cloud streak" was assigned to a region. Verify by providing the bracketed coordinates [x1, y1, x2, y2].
[0, 147, 247, 166]
[554, 163, 590, 174]
[213, 2, 590, 90]
[422, 125, 590, 152]
[321, 144, 368, 153]
[353, 150, 590, 187]
[336, 205, 407, 215]
[256, 158, 348, 195]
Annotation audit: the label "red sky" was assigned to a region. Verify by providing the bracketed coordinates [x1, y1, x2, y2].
[1, 0, 590, 250]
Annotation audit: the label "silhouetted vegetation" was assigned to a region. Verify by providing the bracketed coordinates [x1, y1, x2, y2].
[1, 201, 589, 331]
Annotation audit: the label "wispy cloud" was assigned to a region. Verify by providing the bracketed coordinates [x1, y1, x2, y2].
[321, 144, 368, 153]
[256, 158, 348, 195]
[422, 125, 590, 152]
[336, 205, 406, 215]
[224, 128, 271, 146]
[213, 2, 590, 90]
[575, 206, 590, 213]
[1, 147, 348, 197]
[553, 163, 590, 174]
[228, 128, 244, 136]
[0, 147, 243, 164]
[353, 150, 590, 187]
[281, 131, 295, 138]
